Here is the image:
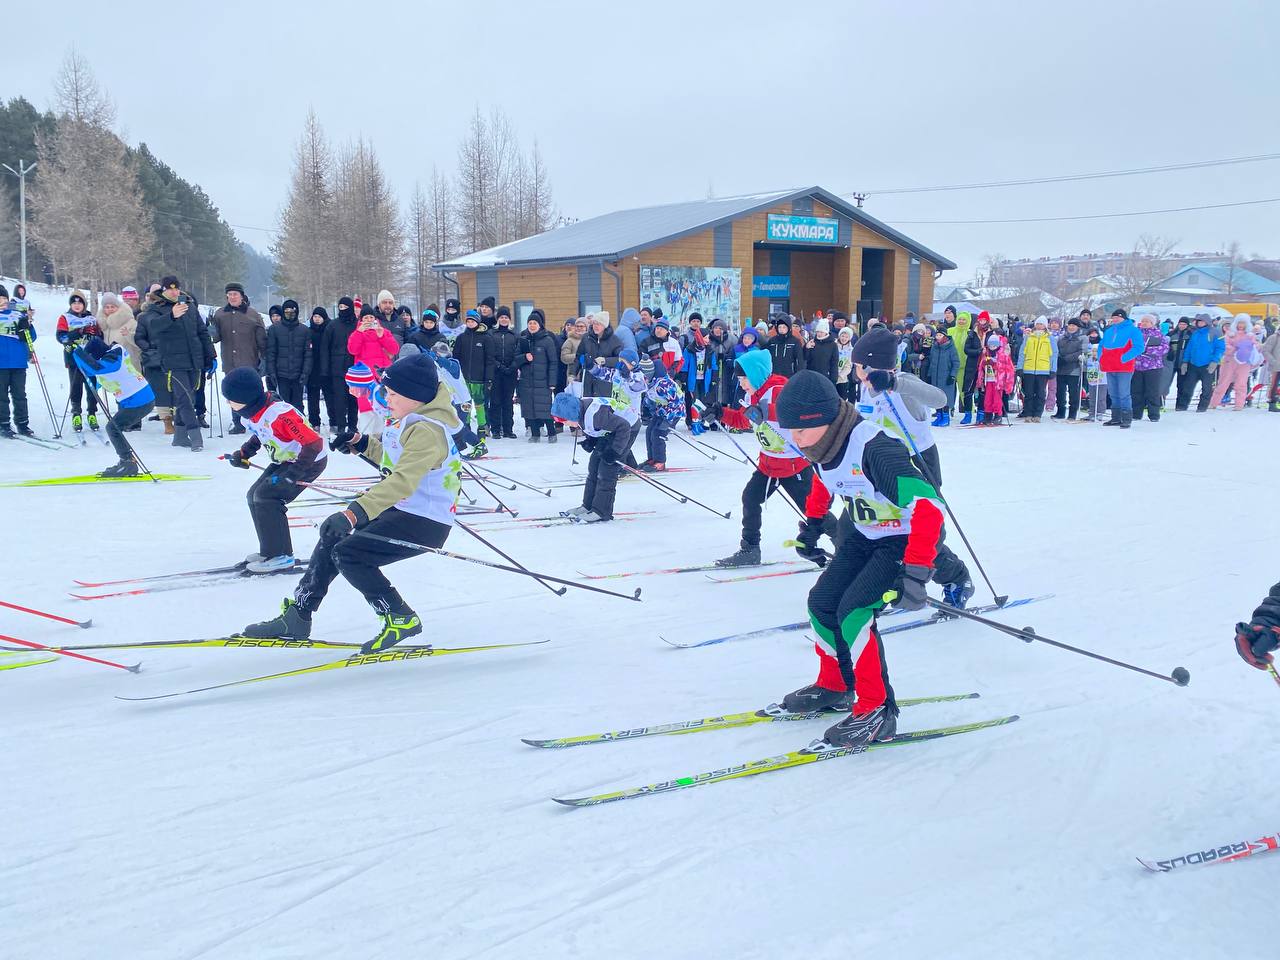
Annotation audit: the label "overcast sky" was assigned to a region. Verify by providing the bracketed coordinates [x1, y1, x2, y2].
[9, 0, 1277, 282]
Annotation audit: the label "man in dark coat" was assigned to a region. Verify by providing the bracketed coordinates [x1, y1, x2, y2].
[486, 305, 521, 438]
[766, 314, 802, 378]
[210, 281, 267, 434]
[134, 276, 213, 450]
[306, 307, 335, 429]
[515, 309, 559, 440]
[575, 314, 624, 398]
[707, 318, 738, 406]
[1052, 316, 1086, 420]
[265, 299, 313, 412]
[321, 296, 359, 432]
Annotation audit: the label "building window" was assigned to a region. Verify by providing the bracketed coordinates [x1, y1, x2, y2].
[1185, 272, 1198, 286]
[514, 300, 535, 331]
[579, 301, 602, 318]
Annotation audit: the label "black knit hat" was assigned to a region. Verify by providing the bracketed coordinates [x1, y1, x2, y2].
[496, 305, 511, 319]
[480, 296, 496, 311]
[688, 312, 703, 323]
[282, 299, 299, 314]
[445, 298, 460, 312]
[225, 282, 245, 295]
[528, 308, 546, 326]
[269, 304, 282, 318]
[160, 276, 181, 291]
[338, 296, 354, 312]
[776, 370, 842, 429]
[381, 353, 440, 403]
[0, 284, 7, 299]
[851, 327, 897, 370]
[222, 367, 266, 405]
[359, 305, 378, 319]
[1111, 307, 1128, 320]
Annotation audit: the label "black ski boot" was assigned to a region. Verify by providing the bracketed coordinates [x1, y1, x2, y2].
[0, 424, 14, 439]
[823, 704, 897, 748]
[100, 459, 139, 478]
[16, 424, 34, 437]
[714, 542, 761, 568]
[242, 598, 312, 639]
[360, 592, 421, 654]
[781, 683, 855, 714]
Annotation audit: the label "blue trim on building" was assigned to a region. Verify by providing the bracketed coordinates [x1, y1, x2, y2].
[477, 270, 499, 304]
[714, 223, 734, 267]
[578, 262, 602, 308]
[907, 257, 921, 315]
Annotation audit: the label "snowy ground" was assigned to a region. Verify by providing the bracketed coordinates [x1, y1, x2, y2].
[3, 280, 1278, 959]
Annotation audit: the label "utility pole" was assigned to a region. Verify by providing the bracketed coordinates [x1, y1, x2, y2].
[2, 160, 37, 285]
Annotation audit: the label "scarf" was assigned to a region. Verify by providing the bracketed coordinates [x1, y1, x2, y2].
[690, 328, 708, 349]
[799, 400, 859, 465]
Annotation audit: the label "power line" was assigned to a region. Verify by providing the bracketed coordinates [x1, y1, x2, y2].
[891, 196, 1280, 225]
[856, 153, 1280, 196]
[149, 207, 276, 235]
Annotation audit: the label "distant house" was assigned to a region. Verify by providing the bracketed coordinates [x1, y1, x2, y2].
[1150, 263, 1280, 305]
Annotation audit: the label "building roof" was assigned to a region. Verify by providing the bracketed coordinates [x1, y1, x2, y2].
[434, 186, 957, 272]
[1155, 263, 1280, 296]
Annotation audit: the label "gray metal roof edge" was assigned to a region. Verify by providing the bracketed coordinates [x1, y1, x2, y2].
[434, 185, 957, 273]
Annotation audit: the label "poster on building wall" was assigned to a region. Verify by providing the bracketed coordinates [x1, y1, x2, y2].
[638, 265, 742, 330]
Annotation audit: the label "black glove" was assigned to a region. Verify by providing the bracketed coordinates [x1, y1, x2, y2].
[746, 403, 765, 425]
[580, 435, 598, 453]
[319, 502, 368, 541]
[793, 518, 827, 567]
[600, 446, 619, 465]
[703, 402, 724, 425]
[894, 563, 932, 611]
[1235, 621, 1280, 670]
[225, 450, 250, 469]
[329, 430, 368, 455]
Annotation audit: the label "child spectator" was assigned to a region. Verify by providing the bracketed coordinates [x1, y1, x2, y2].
[978, 333, 1015, 425]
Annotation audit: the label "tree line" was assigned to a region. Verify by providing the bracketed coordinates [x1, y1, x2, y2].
[274, 105, 555, 313]
[0, 50, 246, 305]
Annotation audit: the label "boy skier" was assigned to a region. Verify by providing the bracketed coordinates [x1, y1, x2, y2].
[0, 285, 35, 439]
[243, 354, 462, 653]
[845, 327, 975, 607]
[552, 391, 632, 523]
[71, 337, 156, 476]
[590, 347, 646, 468]
[639, 357, 684, 472]
[221, 367, 329, 572]
[704, 350, 821, 568]
[774, 370, 945, 748]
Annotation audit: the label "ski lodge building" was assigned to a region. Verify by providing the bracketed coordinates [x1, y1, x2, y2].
[433, 186, 955, 332]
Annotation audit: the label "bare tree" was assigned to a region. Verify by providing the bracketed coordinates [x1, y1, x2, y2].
[426, 165, 455, 306]
[406, 181, 430, 313]
[1111, 234, 1180, 304]
[274, 108, 336, 306]
[52, 47, 116, 127]
[454, 107, 495, 254]
[976, 252, 1005, 288]
[1221, 240, 1244, 295]
[331, 138, 405, 300]
[525, 140, 555, 236]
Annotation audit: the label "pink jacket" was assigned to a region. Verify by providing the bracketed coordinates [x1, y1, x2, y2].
[1221, 331, 1260, 370]
[978, 337, 1016, 392]
[347, 326, 399, 371]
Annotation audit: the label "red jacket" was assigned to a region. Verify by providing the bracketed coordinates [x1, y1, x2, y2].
[719, 373, 810, 479]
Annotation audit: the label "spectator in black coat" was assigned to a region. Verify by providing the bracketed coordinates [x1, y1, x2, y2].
[306, 307, 338, 429]
[265, 299, 313, 411]
[803, 318, 839, 384]
[487, 306, 521, 438]
[766, 314, 802, 378]
[134, 276, 213, 450]
[1052, 316, 1086, 419]
[924, 328, 959, 416]
[707, 318, 738, 405]
[408, 307, 447, 355]
[575, 314, 624, 398]
[515, 310, 559, 439]
[320, 297, 358, 432]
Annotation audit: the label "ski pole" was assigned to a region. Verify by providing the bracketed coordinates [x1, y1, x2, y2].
[571, 431, 579, 466]
[89, 385, 158, 482]
[214, 371, 225, 438]
[880, 394, 1007, 606]
[923, 599, 1190, 687]
[719, 428, 760, 467]
[461, 462, 518, 516]
[0, 632, 139, 673]
[465, 460, 553, 498]
[1268, 663, 1280, 690]
[618, 463, 731, 519]
[23, 330, 60, 436]
[0, 598, 92, 629]
[462, 469, 516, 491]
[457, 521, 567, 597]
[351, 529, 642, 602]
[668, 429, 716, 461]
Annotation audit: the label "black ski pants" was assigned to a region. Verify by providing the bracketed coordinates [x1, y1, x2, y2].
[741, 467, 812, 548]
[1176, 364, 1214, 411]
[248, 459, 327, 558]
[1131, 368, 1163, 420]
[1054, 374, 1081, 418]
[0, 368, 29, 428]
[645, 418, 671, 463]
[583, 446, 621, 520]
[488, 370, 517, 436]
[332, 377, 358, 431]
[1021, 374, 1048, 418]
[106, 400, 154, 460]
[145, 366, 171, 416]
[166, 369, 199, 431]
[306, 377, 342, 429]
[276, 378, 304, 413]
[295, 507, 450, 612]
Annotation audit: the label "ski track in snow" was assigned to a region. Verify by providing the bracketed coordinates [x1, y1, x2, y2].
[2, 279, 1279, 958]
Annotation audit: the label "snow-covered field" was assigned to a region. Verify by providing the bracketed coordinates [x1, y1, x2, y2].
[3, 280, 1278, 959]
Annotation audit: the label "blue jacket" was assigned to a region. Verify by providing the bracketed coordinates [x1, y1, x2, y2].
[1182, 326, 1226, 367]
[72, 343, 155, 409]
[0, 308, 33, 369]
[615, 308, 641, 354]
[682, 342, 718, 393]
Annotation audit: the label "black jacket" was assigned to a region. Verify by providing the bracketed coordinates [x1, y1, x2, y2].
[408, 325, 447, 355]
[308, 309, 331, 378]
[135, 294, 213, 373]
[515, 327, 558, 421]
[1166, 324, 1193, 367]
[322, 305, 358, 377]
[1056, 330, 1085, 377]
[488, 324, 521, 376]
[575, 327, 624, 398]
[804, 336, 839, 384]
[380, 309, 411, 344]
[454, 324, 491, 384]
[266, 316, 313, 383]
[962, 328, 985, 393]
[766, 331, 802, 379]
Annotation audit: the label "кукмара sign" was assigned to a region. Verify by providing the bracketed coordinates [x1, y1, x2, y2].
[765, 214, 840, 245]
